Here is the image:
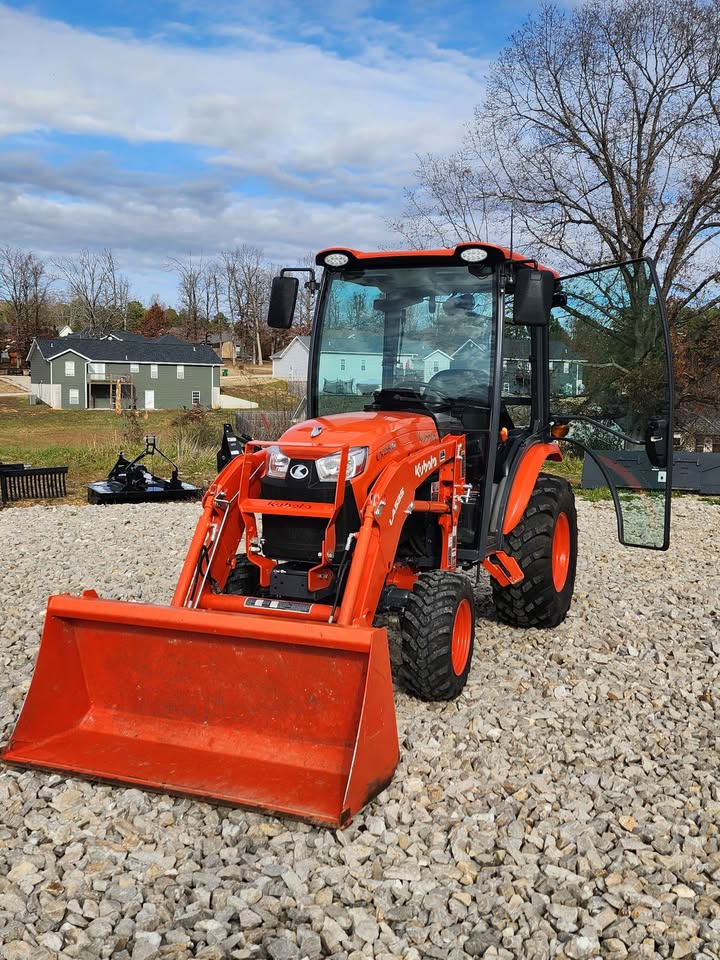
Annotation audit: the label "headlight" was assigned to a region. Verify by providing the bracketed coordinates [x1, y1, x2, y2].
[316, 446, 368, 482]
[266, 445, 290, 479]
[459, 246, 488, 262]
[324, 252, 350, 267]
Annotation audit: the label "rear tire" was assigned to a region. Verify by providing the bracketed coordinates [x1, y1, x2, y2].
[492, 474, 577, 628]
[224, 555, 260, 595]
[399, 571, 475, 701]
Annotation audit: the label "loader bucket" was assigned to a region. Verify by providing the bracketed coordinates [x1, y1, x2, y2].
[2, 593, 399, 827]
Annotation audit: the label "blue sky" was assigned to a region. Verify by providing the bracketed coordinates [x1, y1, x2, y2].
[0, 0, 543, 305]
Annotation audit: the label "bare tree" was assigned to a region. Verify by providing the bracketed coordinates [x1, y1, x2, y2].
[169, 256, 205, 342]
[394, 0, 720, 319]
[0, 247, 54, 358]
[222, 246, 272, 364]
[55, 248, 129, 334]
[202, 261, 222, 329]
[288, 253, 319, 337]
[390, 154, 501, 249]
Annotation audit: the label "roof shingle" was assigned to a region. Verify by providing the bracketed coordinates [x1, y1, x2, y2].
[32, 333, 220, 366]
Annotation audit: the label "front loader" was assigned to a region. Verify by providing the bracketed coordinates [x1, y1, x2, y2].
[2, 243, 674, 826]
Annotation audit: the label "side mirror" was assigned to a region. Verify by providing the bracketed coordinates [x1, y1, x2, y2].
[267, 276, 299, 329]
[512, 268, 554, 327]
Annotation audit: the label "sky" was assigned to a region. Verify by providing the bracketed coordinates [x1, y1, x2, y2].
[0, 0, 544, 305]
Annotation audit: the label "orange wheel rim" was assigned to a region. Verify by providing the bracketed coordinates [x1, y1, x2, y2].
[451, 598, 472, 676]
[552, 512, 571, 592]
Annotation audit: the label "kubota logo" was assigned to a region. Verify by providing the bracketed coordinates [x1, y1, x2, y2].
[414, 455, 438, 479]
[289, 464, 309, 480]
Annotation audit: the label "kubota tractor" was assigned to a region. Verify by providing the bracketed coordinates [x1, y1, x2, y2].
[2, 243, 674, 826]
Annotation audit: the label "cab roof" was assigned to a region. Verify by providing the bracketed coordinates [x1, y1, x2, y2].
[315, 243, 557, 276]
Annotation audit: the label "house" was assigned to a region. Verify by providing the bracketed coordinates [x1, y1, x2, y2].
[318, 334, 431, 394]
[674, 413, 720, 453]
[271, 336, 311, 381]
[500, 337, 587, 397]
[28, 331, 222, 410]
[423, 349, 453, 381]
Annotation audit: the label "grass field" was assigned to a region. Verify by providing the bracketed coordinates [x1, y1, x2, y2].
[220, 378, 299, 410]
[0, 396, 232, 500]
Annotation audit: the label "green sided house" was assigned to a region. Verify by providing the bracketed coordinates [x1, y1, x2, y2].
[27, 332, 222, 410]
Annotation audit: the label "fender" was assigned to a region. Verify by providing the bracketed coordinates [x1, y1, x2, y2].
[501, 442, 563, 536]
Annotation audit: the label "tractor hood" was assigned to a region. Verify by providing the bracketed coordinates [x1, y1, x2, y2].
[279, 411, 439, 464]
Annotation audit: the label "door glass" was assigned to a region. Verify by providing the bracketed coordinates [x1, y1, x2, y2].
[552, 260, 672, 549]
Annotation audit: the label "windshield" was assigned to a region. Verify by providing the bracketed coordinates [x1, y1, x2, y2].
[315, 264, 497, 415]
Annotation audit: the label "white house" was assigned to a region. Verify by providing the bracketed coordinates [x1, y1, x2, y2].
[271, 336, 310, 381]
[423, 349, 453, 381]
[318, 334, 430, 394]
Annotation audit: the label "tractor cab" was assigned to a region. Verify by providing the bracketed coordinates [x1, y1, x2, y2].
[270, 243, 674, 555]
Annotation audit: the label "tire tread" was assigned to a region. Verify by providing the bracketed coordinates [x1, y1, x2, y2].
[400, 571, 475, 701]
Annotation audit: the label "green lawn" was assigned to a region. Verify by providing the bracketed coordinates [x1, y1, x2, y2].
[220, 377, 299, 410]
[0, 397, 232, 499]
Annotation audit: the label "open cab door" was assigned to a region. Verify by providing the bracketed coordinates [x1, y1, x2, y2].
[551, 258, 673, 549]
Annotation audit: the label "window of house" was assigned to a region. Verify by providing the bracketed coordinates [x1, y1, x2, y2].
[65, 360, 75, 377]
[89, 362, 105, 377]
[191, 390, 201, 405]
[563, 361, 570, 374]
[340, 359, 346, 371]
[433, 362, 439, 373]
[177, 365, 184, 379]
[361, 360, 366, 372]
[150, 364, 158, 379]
[503, 382, 510, 393]
[130, 363, 139, 374]
[68, 388, 79, 405]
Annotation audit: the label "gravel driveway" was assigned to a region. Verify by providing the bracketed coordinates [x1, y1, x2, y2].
[0, 499, 718, 960]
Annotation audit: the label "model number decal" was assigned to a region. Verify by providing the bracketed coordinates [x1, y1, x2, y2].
[375, 440, 397, 461]
[389, 488, 405, 526]
[244, 597, 313, 613]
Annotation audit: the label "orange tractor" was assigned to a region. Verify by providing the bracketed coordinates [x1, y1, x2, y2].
[3, 244, 674, 826]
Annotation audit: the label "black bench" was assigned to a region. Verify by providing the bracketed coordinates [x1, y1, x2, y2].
[0, 464, 68, 503]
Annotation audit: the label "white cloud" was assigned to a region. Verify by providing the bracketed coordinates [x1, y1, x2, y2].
[0, 2, 491, 299]
[0, 5, 486, 178]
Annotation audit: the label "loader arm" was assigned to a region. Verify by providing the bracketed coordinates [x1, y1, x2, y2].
[337, 435, 466, 626]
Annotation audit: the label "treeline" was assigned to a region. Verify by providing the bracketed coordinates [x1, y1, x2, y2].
[0, 245, 316, 363]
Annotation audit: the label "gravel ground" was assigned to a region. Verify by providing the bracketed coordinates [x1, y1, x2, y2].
[0, 498, 718, 960]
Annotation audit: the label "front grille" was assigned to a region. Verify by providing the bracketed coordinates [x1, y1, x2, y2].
[259, 468, 359, 563]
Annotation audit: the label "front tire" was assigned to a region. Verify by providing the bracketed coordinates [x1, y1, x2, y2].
[399, 571, 475, 701]
[492, 474, 577, 628]
[223, 555, 260, 595]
